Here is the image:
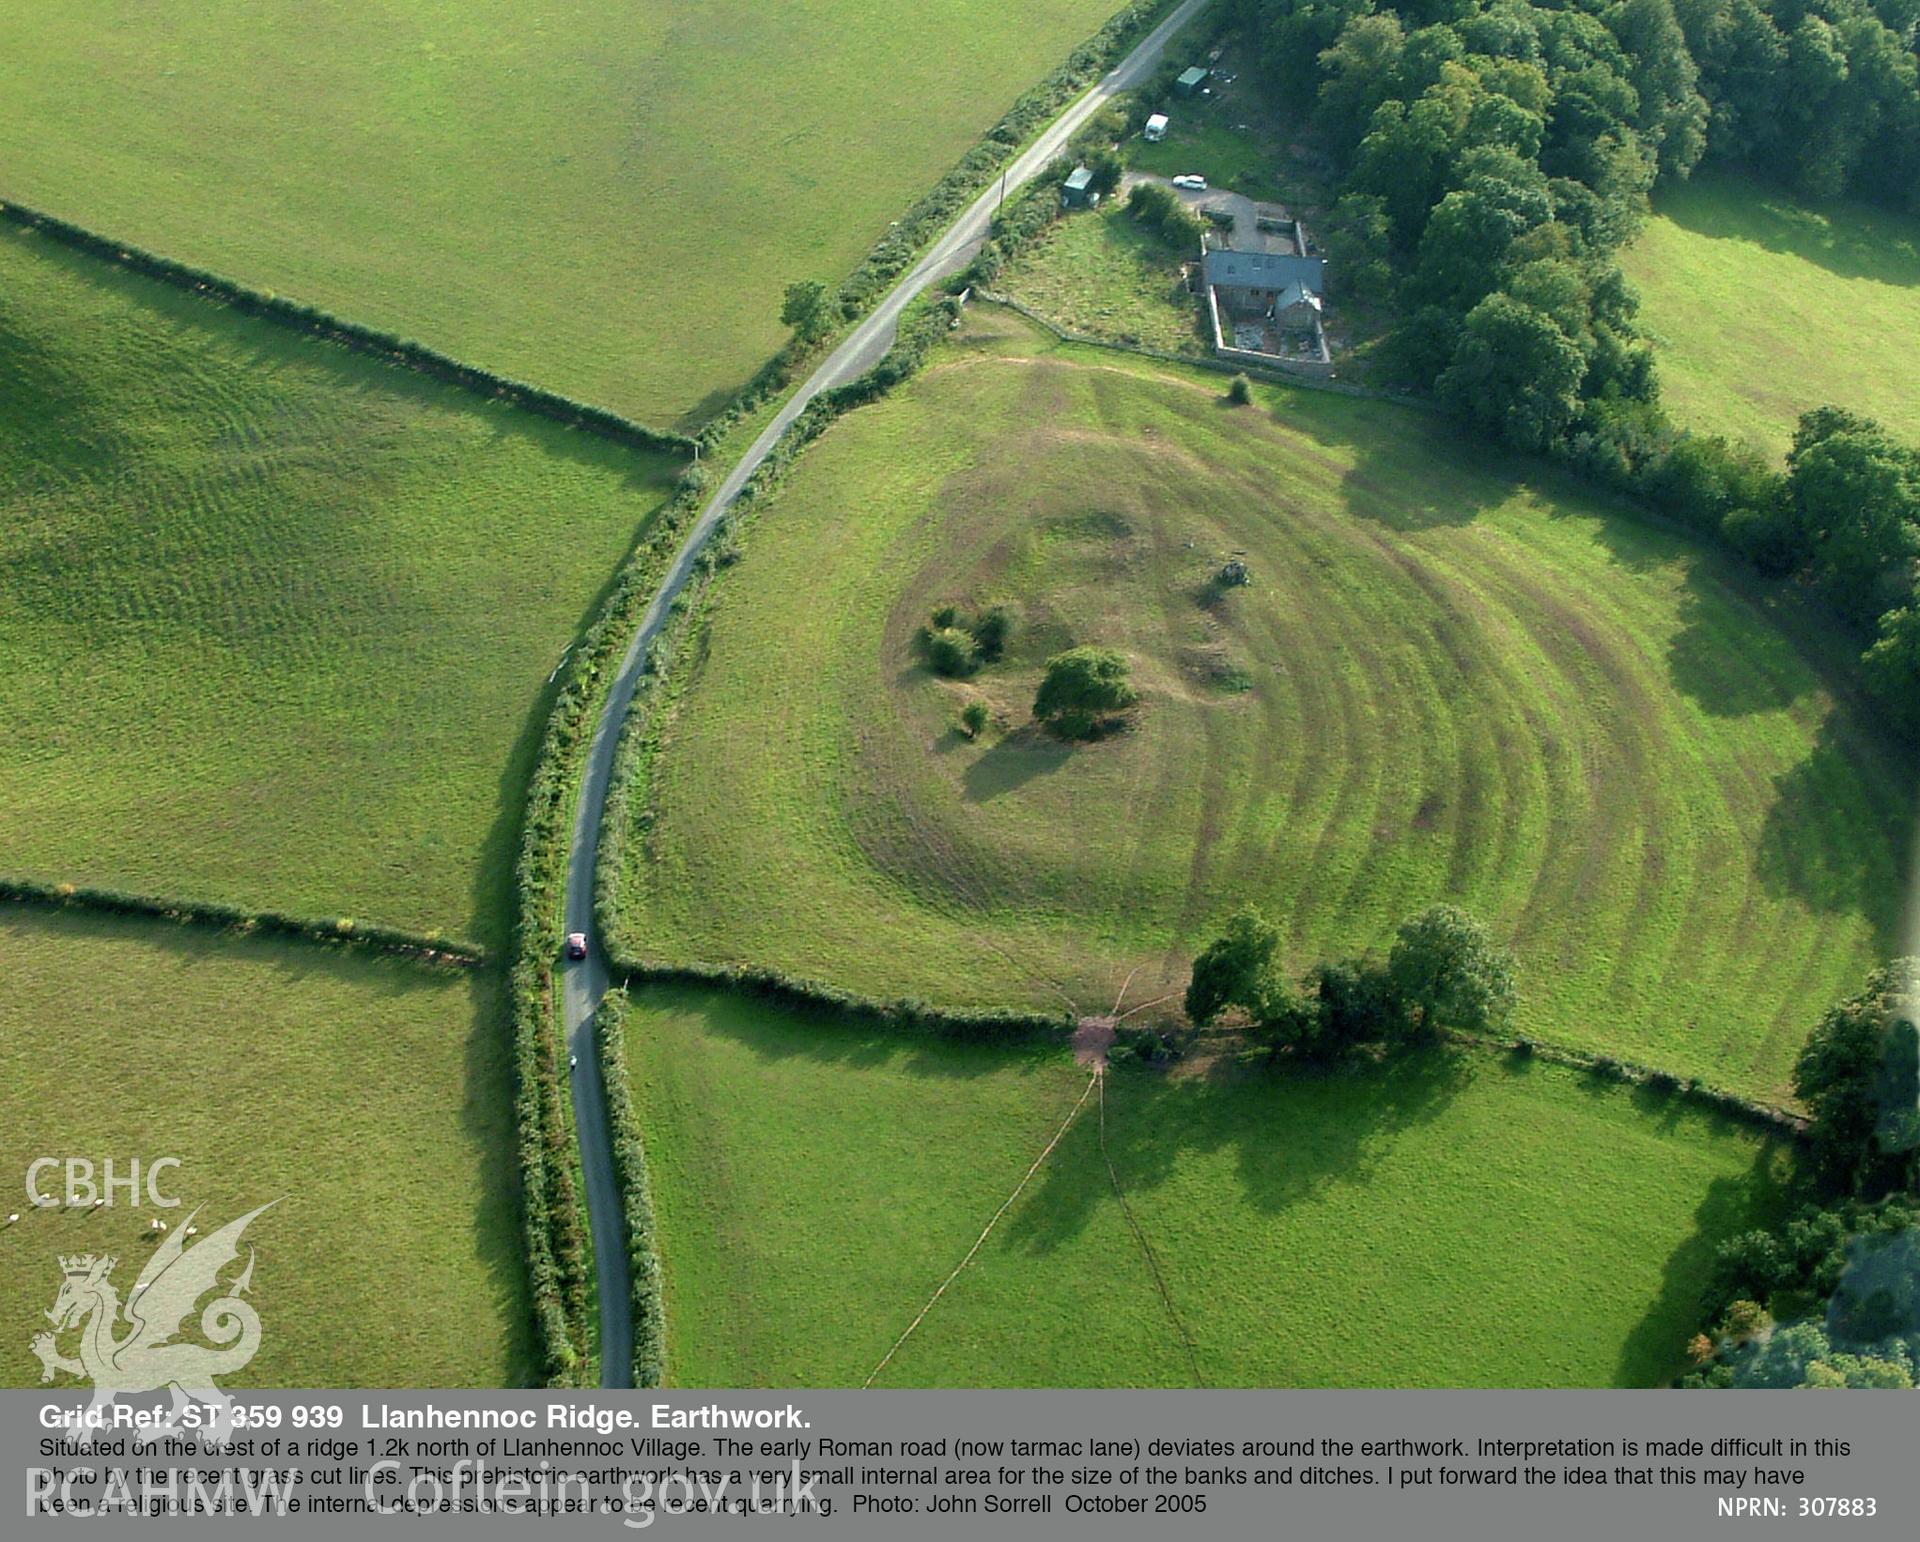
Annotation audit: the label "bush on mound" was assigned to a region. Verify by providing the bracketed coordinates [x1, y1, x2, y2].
[1033, 647, 1137, 739]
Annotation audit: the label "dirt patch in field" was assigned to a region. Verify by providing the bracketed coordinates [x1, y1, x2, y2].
[1074, 1016, 1116, 1067]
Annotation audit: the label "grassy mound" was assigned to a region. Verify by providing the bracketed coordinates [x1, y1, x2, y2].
[616, 318, 1909, 1099]
[1622, 173, 1920, 456]
[0, 908, 530, 1387]
[0, 227, 678, 946]
[0, 0, 1126, 427]
[622, 987, 1789, 1386]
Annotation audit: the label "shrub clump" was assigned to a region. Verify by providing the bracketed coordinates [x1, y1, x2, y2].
[960, 700, 991, 739]
[917, 604, 1015, 678]
[1227, 373, 1253, 406]
[1033, 647, 1137, 739]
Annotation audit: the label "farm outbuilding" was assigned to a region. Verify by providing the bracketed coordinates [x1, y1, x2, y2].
[1174, 66, 1209, 98]
[1061, 164, 1099, 209]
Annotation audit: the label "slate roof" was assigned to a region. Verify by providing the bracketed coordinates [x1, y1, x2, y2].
[1203, 249, 1325, 294]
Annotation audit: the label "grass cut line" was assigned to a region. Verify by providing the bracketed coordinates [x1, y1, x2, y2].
[0, 0, 1133, 428]
[862, 1069, 1099, 1389]
[616, 309, 1911, 1102]
[1096, 1069, 1206, 1387]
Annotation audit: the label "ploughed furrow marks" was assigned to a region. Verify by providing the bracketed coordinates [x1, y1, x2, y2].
[614, 339, 1907, 1094]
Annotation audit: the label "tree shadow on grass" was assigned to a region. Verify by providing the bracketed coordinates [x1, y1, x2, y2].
[1653, 175, 1920, 288]
[1610, 1137, 1798, 1387]
[961, 723, 1073, 803]
[629, 982, 1067, 1083]
[1663, 569, 1818, 719]
[1753, 720, 1911, 957]
[1000, 1047, 1476, 1257]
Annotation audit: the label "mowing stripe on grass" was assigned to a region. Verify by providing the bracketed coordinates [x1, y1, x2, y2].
[863, 1068, 1100, 1389]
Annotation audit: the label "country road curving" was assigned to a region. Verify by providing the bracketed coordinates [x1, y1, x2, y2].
[559, 0, 1214, 1389]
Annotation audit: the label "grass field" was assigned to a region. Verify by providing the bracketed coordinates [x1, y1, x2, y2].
[0, 908, 530, 1387]
[623, 987, 1790, 1386]
[1623, 174, 1920, 456]
[0, 0, 1128, 428]
[0, 226, 680, 947]
[616, 311, 1911, 1100]
[1000, 203, 1209, 355]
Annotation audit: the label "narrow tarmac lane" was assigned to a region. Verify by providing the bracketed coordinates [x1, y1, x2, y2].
[560, 0, 1215, 1388]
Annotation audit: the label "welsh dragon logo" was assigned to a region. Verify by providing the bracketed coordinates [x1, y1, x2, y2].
[31, 1203, 275, 1447]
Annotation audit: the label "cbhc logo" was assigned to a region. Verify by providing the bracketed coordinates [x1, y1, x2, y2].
[25, 1157, 183, 1209]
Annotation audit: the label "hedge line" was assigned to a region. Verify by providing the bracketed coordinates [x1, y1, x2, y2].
[590, 990, 668, 1387]
[0, 200, 696, 458]
[1493, 1034, 1808, 1140]
[506, 464, 711, 1386]
[0, 875, 483, 966]
[690, 0, 1178, 450]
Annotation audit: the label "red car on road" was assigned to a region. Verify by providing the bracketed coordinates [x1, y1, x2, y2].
[565, 932, 588, 961]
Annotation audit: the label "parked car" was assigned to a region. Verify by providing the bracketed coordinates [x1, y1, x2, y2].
[1172, 173, 1208, 191]
[565, 932, 588, 960]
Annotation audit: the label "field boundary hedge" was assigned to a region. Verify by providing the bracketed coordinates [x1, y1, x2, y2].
[690, 0, 1183, 449]
[591, 990, 668, 1387]
[0, 875, 483, 967]
[0, 200, 696, 457]
[1484, 1033, 1809, 1140]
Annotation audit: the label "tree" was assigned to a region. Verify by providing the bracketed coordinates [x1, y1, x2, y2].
[1086, 147, 1125, 198]
[1228, 372, 1253, 405]
[1305, 958, 1394, 1058]
[924, 627, 981, 679]
[960, 701, 990, 739]
[1793, 959, 1920, 1194]
[1861, 603, 1920, 739]
[1384, 905, 1516, 1042]
[1435, 293, 1585, 452]
[1784, 413, 1920, 624]
[1033, 647, 1137, 739]
[1185, 908, 1284, 1025]
[780, 279, 830, 342]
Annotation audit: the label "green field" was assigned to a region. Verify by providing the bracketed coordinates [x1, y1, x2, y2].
[1000, 202, 1208, 355]
[616, 311, 1910, 1099]
[0, 226, 679, 946]
[0, 907, 530, 1387]
[0, 0, 1127, 428]
[624, 987, 1789, 1386]
[1623, 174, 1920, 456]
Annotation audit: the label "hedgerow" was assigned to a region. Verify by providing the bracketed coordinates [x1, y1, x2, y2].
[0, 201, 695, 457]
[0, 876, 481, 967]
[506, 463, 709, 1386]
[592, 990, 668, 1388]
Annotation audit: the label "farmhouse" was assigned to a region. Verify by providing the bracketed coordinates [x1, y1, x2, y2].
[1203, 249, 1326, 316]
[1201, 248, 1331, 366]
